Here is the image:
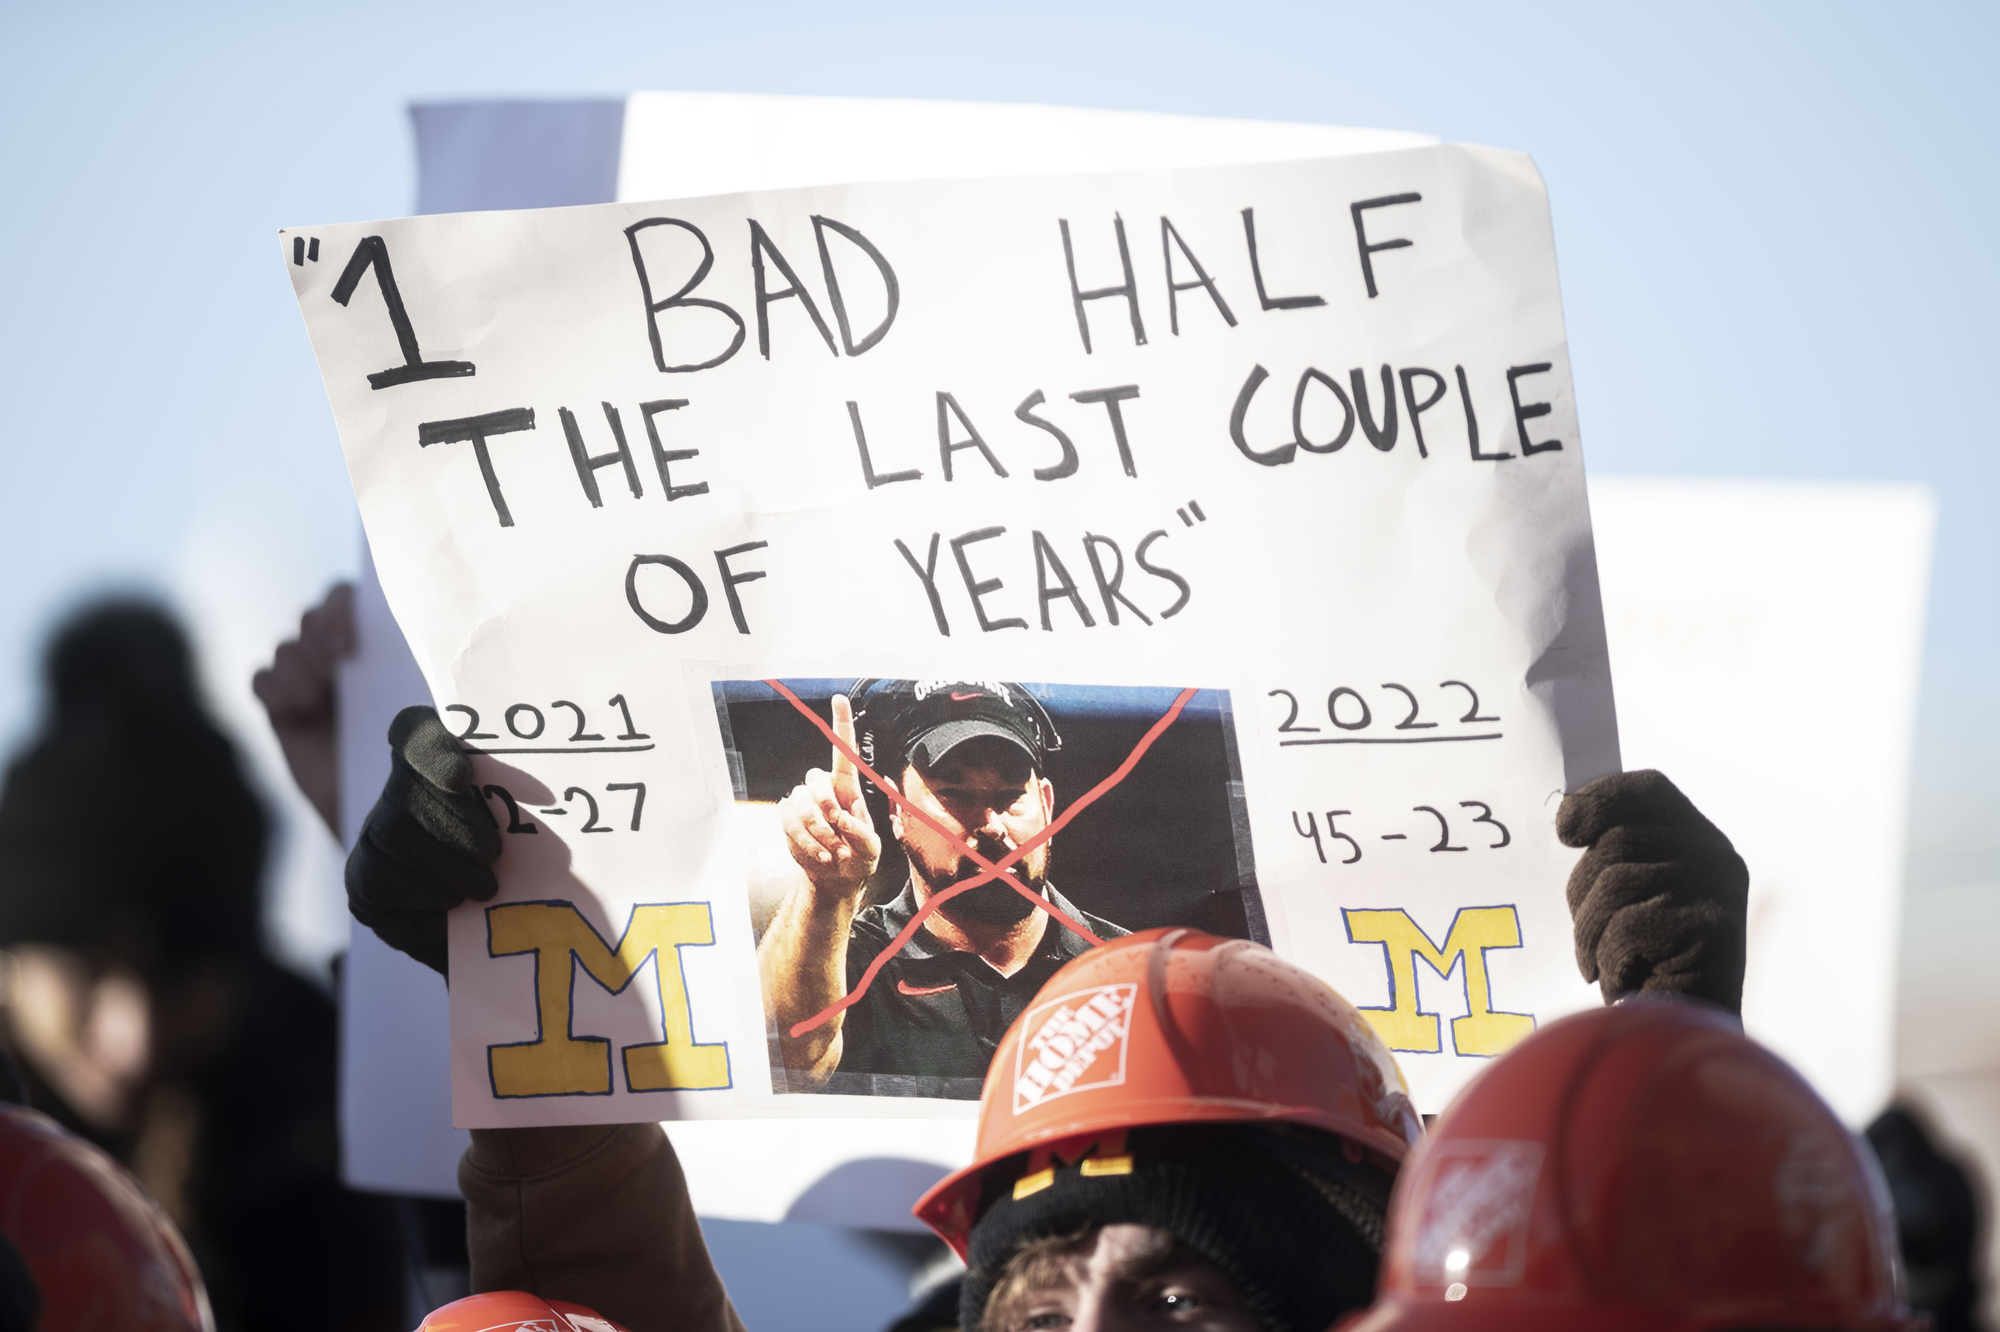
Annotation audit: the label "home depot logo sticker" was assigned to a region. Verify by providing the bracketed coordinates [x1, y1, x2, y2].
[1013, 983, 1137, 1114]
[1411, 1139, 1545, 1290]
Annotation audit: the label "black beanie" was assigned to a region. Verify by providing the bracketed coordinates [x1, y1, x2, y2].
[0, 600, 269, 965]
[960, 1122, 1392, 1332]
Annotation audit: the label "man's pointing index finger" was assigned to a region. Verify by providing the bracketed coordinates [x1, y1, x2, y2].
[830, 693, 863, 809]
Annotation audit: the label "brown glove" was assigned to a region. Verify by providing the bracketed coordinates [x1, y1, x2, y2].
[1557, 769, 1748, 1013]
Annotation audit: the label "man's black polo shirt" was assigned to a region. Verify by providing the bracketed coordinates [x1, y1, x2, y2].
[809, 881, 1126, 1100]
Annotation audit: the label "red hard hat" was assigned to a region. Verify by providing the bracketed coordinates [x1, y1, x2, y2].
[418, 1291, 632, 1332]
[1345, 1000, 1923, 1332]
[0, 1103, 212, 1332]
[914, 927, 1422, 1257]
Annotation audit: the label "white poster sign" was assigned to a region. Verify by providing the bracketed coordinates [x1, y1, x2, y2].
[286, 144, 1616, 1124]
[1589, 478, 1933, 1125]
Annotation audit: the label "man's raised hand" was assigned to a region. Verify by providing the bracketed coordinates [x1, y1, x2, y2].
[253, 581, 356, 837]
[776, 693, 881, 899]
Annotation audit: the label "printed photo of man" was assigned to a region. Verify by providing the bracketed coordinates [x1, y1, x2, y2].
[755, 679, 1127, 1093]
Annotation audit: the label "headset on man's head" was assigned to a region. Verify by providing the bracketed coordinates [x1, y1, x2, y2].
[846, 676, 1062, 778]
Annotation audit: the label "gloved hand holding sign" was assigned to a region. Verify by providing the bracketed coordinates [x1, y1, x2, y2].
[1557, 768, 1749, 1014]
[345, 705, 501, 978]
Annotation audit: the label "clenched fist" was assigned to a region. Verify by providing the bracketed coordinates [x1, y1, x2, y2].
[776, 694, 882, 902]
[1558, 769, 1748, 1013]
[252, 582, 355, 836]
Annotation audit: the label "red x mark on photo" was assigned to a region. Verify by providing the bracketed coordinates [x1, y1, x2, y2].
[763, 679, 1199, 1038]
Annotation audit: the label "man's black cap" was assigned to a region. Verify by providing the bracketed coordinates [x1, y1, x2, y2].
[851, 679, 1060, 777]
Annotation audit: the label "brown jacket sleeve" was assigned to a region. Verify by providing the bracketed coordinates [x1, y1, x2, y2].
[459, 1123, 747, 1332]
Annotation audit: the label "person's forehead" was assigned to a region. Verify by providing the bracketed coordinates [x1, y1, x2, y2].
[1005, 1226, 1198, 1302]
[1031, 1225, 1199, 1294]
[1036, 1227, 1149, 1289]
[1090, 1224, 1176, 1267]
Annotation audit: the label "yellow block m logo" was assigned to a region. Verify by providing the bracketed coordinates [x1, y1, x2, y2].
[1342, 906, 1535, 1057]
[487, 901, 731, 1098]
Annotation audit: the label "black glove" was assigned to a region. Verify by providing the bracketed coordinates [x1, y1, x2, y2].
[345, 705, 501, 977]
[1557, 769, 1748, 1013]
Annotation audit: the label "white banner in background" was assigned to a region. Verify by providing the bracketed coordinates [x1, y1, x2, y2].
[288, 144, 1616, 1125]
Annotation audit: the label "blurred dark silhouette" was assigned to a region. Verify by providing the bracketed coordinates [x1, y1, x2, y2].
[0, 599, 264, 960]
[1868, 1103, 1988, 1332]
[0, 598, 403, 1332]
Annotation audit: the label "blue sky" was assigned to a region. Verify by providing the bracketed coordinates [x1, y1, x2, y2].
[1, 0, 1993, 889]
